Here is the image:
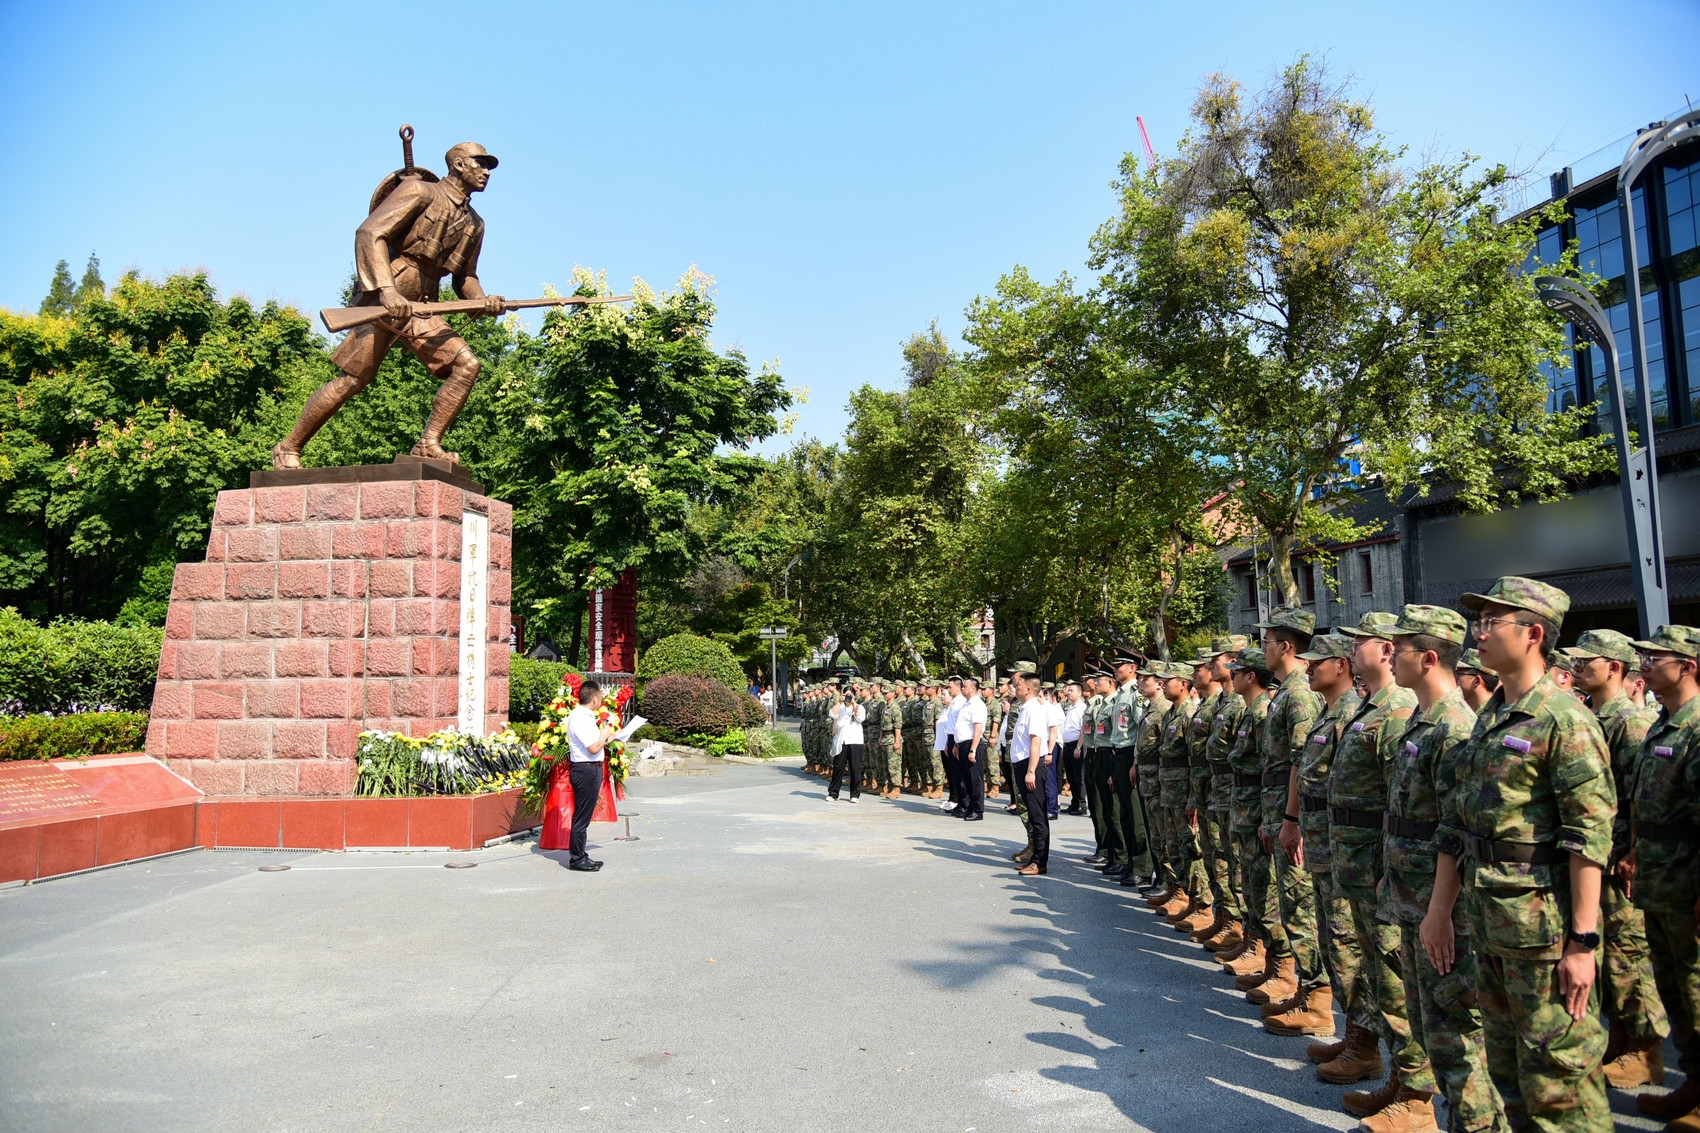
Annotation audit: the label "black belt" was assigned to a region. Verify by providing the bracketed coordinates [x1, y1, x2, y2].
[1233, 772, 1262, 787]
[1385, 814, 1438, 840]
[1300, 794, 1329, 813]
[1635, 819, 1700, 842]
[1260, 771, 1287, 786]
[1160, 757, 1191, 769]
[1208, 760, 1232, 772]
[1460, 834, 1563, 865]
[1331, 805, 1382, 830]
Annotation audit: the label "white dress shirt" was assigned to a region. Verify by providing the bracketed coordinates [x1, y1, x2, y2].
[567, 704, 604, 763]
[1061, 701, 1085, 744]
[834, 701, 865, 746]
[954, 695, 988, 744]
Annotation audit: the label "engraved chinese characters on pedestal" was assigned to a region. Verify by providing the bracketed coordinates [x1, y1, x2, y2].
[458, 509, 490, 733]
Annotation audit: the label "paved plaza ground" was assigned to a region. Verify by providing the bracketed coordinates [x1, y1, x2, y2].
[0, 760, 1680, 1132]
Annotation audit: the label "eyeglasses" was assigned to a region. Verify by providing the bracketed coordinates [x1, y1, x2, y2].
[1639, 653, 1689, 669]
[1471, 614, 1533, 635]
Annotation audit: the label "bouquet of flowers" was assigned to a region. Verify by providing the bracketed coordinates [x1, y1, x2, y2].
[520, 680, 635, 810]
[355, 727, 532, 797]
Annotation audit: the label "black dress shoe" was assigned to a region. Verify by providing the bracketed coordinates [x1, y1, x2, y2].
[1119, 872, 1145, 886]
[1066, 807, 1087, 816]
[1083, 854, 1107, 864]
[568, 860, 600, 872]
[962, 812, 983, 822]
[947, 808, 967, 818]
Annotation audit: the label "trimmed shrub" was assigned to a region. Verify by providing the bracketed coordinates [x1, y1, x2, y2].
[0, 609, 163, 714]
[0, 712, 150, 761]
[639, 673, 741, 737]
[737, 692, 768, 729]
[508, 656, 579, 721]
[634, 632, 745, 693]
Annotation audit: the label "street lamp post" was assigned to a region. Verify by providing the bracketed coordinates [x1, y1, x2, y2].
[759, 626, 789, 719]
[1535, 276, 1667, 635]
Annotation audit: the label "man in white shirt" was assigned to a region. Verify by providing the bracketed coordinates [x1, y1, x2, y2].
[1011, 668, 1050, 876]
[953, 677, 990, 820]
[937, 677, 966, 811]
[564, 681, 616, 872]
[1043, 684, 1065, 820]
[827, 684, 866, 803]
[1060, 680, 1087, 815]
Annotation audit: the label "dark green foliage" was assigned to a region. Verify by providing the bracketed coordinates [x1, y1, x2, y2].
[737, 692, 767, 729]
[0, 711, 149, 761]
[633, 631, 746, 692]
[39, 261, 75, 318]
[0, 271, 324, 620]
[0, 609, 163, 713]
[507, 656, 578, 721]
[638, 673, 740, 737]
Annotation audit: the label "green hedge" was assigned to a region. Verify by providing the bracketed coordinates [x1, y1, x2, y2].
[0, 608, 163, 714]
[634, 632, 745, 693]
[0, 712, 150, 761]
[639, 673, 742, 736]
[508, 656, 579, 721]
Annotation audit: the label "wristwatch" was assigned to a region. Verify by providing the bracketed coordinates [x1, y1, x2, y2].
[1566, 928, 1601, 949]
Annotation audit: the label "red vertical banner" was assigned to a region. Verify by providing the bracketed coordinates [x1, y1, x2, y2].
[592, 568, 638, 673]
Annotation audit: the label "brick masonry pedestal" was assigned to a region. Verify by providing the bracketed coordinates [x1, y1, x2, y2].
[144, 479, 512, 796]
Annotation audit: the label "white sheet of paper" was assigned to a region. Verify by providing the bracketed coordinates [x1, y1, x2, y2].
[614, 715, 647, 742]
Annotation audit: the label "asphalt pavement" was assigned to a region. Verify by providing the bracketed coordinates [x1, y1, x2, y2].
[0, 762, 1677, 1132]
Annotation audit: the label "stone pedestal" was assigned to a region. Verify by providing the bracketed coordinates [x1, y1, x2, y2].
[144, 477, 512, 796]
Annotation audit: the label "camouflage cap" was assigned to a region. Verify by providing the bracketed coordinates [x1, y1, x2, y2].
[1457, 648, 1495, 675]
[1011, 661, 1038, 675]
[1631, 624, 1700, 659]
[1383, 604, 1470, 645]
[1256, 606, 1317, 634]
[1165, 662, 1197, 680]
[1231, 646, 1268, 672]
[1041, 681, 1057, 690]
[1208, 633, 1252, 657]
[1460, 575, 1570, 627]
[1564, 628, 1639, 666]
[1297, 633, 1353, 662]
[1338, 611, 1401, 640]
[1191, 648, 1215, 667]
[1550, 653, 1575, 675]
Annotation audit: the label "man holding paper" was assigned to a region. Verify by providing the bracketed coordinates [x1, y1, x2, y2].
[564, 681, 617, 872]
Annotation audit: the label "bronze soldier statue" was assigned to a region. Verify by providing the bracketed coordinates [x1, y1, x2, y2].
[272, 136, 505, 468]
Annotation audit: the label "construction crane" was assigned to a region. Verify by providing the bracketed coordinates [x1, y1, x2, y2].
[1136, 115, 1157, 172]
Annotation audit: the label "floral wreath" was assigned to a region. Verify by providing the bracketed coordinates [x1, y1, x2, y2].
[521, 674, 635, 808]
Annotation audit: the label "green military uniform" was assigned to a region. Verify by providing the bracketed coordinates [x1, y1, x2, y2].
[920, 690, 943, 793]
[1105, 662, 1149, 877]
[861, 686, 884, 793]
[1259, 608, 1325, 1001]
[1082, 677, 1109, 857]
[1204, 637, 1249, 928]
[1293, 636, 1366, 1028]
[1439, 578, 1614, 1132]
[1382, 605, 1501, 1133]
[1136, 674, 1174, 886]
[1626, 626, 1700, 1102]
[1228, 650, 1286, 962]
[883, 686, 904, 791]
[1158, 668, 1204, 902]
[1183, 653, 1224, 918]
[1331, 613, 1423, 1087]
[1563, 630, 1670, 1065]
[984, 692, 1003, 796]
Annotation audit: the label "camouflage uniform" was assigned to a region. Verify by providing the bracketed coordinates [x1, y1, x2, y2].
[1564, 630, 1669, 1055]
[1331, 613, 1424, 1091]
[1186, 656, 1232, 916]
[920, 691, 943, 791]
[983, 693, 1003, 795]
[1627, 626, 1700, 1089]
[862, 688, 886, 792]
[1228, 655, 1282, 957]
[1159, 674, 1204, 901]
[1383, 605, 1501, 1133]
[1438, 577, 1614, 1132]
[1137, 684, 1175, 886]
[1294, 635, 1367, 1018]
[1203, 638, 1249, 923]
[882, 688, 904, 790]
[901, 688, 922, 790]
[1259, 611, 1325, 998]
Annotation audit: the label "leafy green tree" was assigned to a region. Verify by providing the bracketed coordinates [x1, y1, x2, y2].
[1094, 58, 1609, 604]
[73, 253, 104, 311]
[39, 261, 75, 318]
[0, 271, 321, 620]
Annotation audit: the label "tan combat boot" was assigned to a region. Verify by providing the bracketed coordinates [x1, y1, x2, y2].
[1307, 1034, 1346, 1065]
[1235, 945, 1280, 989]
[1177, 902, 1217, 935]
[1189, 907, 1225, 942]
[1202, 919, 1242, 951]
[1145, 883, 1178, 909]
[1159, 889, 1192, 918]
[1603, 1035, 1666, 1089]
[1264, 985, 1335, 1036]
[1344, 1071, 1402, 1118]
[1165, 893, 1201, 924]
[1357, 1084, 1437, 1133]
[1638, 1075, 1700, 1121]
[1315, 1022, 1383, 1083]
[1222, 936, 1263, 972]
[1246, 956, 1298, 1004]
[1260, 989, 1304, 1018]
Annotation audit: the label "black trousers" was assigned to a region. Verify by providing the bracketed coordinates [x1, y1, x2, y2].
[1061, 740, 1084, 811]
[942, 746, 962, 803]
[956, 739, 984, 816]
[1019, 757, 1049, 869]
[829, 744, 863, 799]
[568, 760, 603, 862]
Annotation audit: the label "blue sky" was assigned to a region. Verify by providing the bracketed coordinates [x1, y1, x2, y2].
[3, 0, 1696, 450]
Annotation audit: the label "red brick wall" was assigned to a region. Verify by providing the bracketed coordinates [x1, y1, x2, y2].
[145, 481, 512, 796]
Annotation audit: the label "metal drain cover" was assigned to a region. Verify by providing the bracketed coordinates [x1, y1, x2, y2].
[257, 864, 291, 872]
[444, 861, 477, 869]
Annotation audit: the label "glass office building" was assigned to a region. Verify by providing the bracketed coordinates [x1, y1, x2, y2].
[1524, 128, 1700, 435]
